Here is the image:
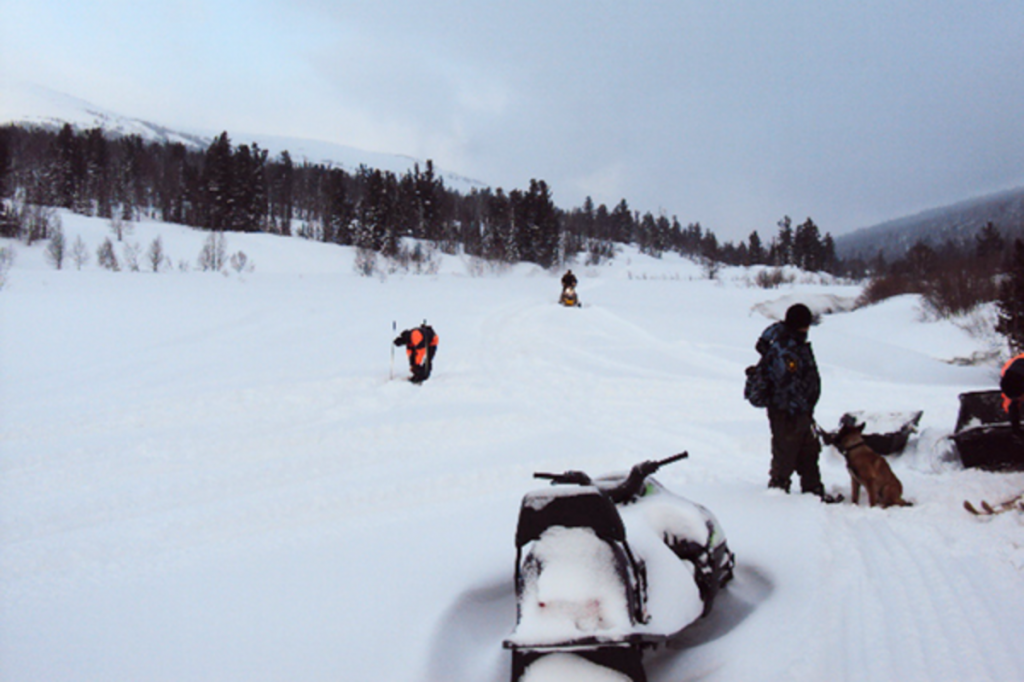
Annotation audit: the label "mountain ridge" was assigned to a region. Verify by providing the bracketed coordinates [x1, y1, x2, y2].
[0, 80, 486, 193]
[833, 185, 1024, 260]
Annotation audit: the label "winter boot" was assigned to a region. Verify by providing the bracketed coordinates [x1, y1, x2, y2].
[805, 484, 843, 504]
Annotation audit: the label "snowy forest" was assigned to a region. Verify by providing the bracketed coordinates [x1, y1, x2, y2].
[1, 122, 1023, 351]
[0, 123, 839, 271]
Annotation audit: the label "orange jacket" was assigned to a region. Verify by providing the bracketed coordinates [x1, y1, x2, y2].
[405, 327, 439, 367]
[1002, 353, 1024, 412]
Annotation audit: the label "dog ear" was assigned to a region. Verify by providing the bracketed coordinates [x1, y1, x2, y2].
[856, 422, 866, 433]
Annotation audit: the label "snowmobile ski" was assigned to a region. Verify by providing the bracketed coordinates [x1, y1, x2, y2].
[963, 493, 1024, 516]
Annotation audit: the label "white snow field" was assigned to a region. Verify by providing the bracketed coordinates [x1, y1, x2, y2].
[2, 212, 1023, 682]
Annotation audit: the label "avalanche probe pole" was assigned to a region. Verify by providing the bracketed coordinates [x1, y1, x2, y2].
[390, 320, 396, 380]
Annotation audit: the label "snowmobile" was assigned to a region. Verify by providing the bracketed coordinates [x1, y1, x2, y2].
[951, 390, 1024, 471]
[503, 452, 735, 682]
[559, 286, 581, 307]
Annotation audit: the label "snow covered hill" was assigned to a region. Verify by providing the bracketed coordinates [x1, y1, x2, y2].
[0, 80, 486, 192]
[2, 213, 1023, 682]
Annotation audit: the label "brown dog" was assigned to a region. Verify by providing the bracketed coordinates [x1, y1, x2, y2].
[831, 422, 911, 508]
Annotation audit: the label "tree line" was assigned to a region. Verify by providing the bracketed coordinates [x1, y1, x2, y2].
[0, 123, 839, 272]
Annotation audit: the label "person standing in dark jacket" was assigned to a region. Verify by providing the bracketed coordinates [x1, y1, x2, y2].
[755, 303, 835, 501]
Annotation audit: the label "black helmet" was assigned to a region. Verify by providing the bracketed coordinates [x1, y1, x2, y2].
[784, 303, 813, 330]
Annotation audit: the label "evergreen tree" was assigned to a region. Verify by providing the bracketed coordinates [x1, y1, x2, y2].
[52, 123, 81, 209]
[678, 222, 702, 257]
[610, 199, 632, 244]
[203, 132, 234, 231]
[975, 221, 1004, 259]
[821, 233, 837, 273]
[517, 179, 559, 268]
[747, 230, 764, 265]
[270, 150, 295, 235]
[774, 216, 793, 266]
[325, 168, 354, 245]
[83, 128, 111, 217]
[488, 188, 517, 263]
[794, 217, 823, 271]
[230, 143, 268, 232]
[996, 238, 1024, 353]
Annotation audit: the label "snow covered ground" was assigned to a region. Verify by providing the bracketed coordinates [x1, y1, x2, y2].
[2, 212, 1023, 682]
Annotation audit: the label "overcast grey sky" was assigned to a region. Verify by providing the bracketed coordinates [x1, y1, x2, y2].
[3, 0, 1023, 241]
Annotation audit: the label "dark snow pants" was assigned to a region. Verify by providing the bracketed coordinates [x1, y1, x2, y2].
[767, 408, 823, 494]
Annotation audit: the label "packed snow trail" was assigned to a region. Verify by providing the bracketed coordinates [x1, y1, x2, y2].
[2, 214, 1024, 682]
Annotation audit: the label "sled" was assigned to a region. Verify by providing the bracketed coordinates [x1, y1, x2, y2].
[950, 390, 1024, 471]
[832, 410, 923, 456]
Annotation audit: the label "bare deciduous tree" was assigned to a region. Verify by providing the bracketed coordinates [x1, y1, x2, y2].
[198, 232, 227, 272]
[44, 223, 66, 270]
[147, 236, 165, 272]
[109, 215, 133, 242]
[123, 241, 141, 272]
[71, 235, 90, 270]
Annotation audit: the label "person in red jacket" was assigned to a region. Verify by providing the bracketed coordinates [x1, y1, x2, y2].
[394, 322, 439, 384]
[1001, 353, 1024, 438]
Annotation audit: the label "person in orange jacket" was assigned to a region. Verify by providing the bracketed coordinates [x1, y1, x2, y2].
[1000, 353, 1024, 437]
[394, 322, 439, 384]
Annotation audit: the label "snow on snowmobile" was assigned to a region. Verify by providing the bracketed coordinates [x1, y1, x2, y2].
[559, 286, 581, 307]
[504, 452, 735, 682]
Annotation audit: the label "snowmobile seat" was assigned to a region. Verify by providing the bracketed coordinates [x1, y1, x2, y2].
[954, 390, 1006, 432]
[515, 488, 626, 548]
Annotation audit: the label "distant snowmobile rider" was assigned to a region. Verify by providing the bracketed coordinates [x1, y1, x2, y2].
[394, 323, 439, 384]
[561, 269, 577, 293]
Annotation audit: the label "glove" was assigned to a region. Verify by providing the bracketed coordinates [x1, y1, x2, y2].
[393, 336, 403, 346]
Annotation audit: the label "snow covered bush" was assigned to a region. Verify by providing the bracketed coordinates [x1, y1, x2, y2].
[753, 267, 794, 289]
[354, 247, 378, 277]
[198, 232, 227, 272]
[229, 251, 253, 274]
[44, 223, 65, 270]
[96, 237, 120, 271]
[14, 201, 56, 245]
[0, 245, 14, 289]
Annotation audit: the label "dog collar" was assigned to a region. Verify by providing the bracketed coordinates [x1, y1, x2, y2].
[836, 438, 867, 456]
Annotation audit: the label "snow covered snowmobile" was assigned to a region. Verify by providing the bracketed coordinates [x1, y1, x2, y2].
[504, 452, 735, 682]
[559, 286, 581, 307]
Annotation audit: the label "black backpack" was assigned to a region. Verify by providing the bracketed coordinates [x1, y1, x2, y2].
[744, 358, 770, 408]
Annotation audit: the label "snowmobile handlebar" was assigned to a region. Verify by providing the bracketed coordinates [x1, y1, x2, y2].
[533, 470, 593, 485]
[533, 452, 689, 502]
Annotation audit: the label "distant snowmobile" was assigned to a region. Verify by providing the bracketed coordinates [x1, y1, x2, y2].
[504, 452, 735, 682]
[559, 286, 581, 307]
